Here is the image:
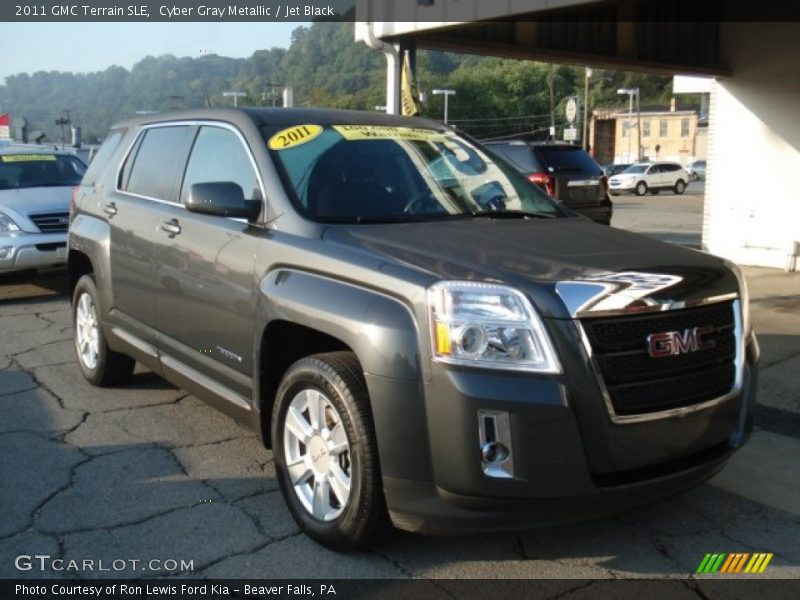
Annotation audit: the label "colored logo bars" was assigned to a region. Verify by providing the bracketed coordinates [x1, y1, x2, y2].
[696, 553, 773, 574]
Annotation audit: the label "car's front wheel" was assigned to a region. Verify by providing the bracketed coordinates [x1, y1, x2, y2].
[272, 352, 386, 550]
[72, 274, 135, 386]
[635, 181, 648, 196]
[674, 179, 687, 194]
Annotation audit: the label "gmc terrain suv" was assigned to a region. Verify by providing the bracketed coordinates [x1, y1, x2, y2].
[69, 108, 758, 550]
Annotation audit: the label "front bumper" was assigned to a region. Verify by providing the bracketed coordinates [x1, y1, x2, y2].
[608, 183, 636, 195]
[374, 334, 758, 535]
[0, 232, 68, 273]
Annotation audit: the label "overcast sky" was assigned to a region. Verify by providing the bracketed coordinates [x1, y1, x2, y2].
[0, 22, 306, 81]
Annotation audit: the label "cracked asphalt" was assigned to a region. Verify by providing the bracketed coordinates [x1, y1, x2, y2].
[1, 246, 799, 587]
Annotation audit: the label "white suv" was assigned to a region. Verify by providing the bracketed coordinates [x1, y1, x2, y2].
[608, 162, 689, 196]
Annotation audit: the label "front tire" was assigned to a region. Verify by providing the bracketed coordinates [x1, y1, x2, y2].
[272, 352, 387, 550]
[635, 181, 648, 196]
[674, 179, 686, 194]
[72, 274, 135, 386]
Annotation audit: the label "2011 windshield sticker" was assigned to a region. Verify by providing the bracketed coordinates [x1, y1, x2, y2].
[333, 125, 449, 142]
[268, 125, 323, 150]
[0, 154, 57, 162]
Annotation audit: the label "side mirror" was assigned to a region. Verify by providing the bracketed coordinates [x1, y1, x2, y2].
[186, 182, 261, 221]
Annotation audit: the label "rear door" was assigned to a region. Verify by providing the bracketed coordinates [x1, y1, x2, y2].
[108, 124, 195, 342]
[152, 124, 263, 401]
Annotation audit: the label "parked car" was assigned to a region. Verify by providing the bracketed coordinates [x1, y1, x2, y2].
[687, 159, 707, 181]
[608, 161, 689, 196]
[484, 140, 612, 225]
[602, 163, 632, 177]
[0, 148, 86, 274]
[69, 108, 757, 550]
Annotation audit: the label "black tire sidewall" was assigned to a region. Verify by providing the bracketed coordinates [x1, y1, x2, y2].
[272, 359, 373, 549]
[675, 180, 686, 194]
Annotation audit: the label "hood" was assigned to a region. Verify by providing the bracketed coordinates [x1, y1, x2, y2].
[322, 217, 739, 319]
[0, 186, 72, 233]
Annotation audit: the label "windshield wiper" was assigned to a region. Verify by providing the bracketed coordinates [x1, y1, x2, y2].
[470, 210, 555, 220]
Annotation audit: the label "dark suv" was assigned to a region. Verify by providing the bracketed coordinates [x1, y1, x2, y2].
[69, 108, 758, 550]
[484, 140, 613, 224]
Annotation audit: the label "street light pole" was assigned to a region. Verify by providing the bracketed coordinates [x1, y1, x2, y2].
[432, 89, 456, 124]
[223, 91, 246, 108]
[617, 88, 639, 162]
[583, 67, 591, 151]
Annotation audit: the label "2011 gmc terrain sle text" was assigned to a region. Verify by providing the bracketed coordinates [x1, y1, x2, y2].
[67, 108, 759, 550]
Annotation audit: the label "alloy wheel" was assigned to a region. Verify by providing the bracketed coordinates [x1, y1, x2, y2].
[75, 292, 100, 370]
[283, 388, 352, 521]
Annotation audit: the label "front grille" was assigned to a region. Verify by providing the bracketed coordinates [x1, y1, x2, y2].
[29, 212, 70, 233]
[581, 301, 737, 417]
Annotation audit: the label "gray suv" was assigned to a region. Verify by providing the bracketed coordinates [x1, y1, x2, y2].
[69, 108, 759, 550]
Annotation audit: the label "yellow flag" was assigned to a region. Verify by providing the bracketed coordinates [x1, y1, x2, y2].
[401, 53, 419, 116]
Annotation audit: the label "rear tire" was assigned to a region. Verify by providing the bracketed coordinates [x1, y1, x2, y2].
[272, 351, 387, 551]
[72, 274, 135, 386]
[674, 179, 686, 195]
[635, 181, 648, 196]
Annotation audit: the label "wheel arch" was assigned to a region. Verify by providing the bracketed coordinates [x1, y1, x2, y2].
[252, 269, 430, 482]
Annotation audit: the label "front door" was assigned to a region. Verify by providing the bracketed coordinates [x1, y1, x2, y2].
[152, 124, 263, 399]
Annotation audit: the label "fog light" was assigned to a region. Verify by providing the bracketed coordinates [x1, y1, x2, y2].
[0, 246, 13, 259]
[481, 441, 510, 464]
[477, 410, 514, 478]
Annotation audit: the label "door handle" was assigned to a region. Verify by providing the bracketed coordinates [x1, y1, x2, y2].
[161, 219, 181, 236]
[102, 202, 117, 217]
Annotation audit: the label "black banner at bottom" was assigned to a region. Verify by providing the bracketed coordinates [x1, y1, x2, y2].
[3, 579, 800, 600]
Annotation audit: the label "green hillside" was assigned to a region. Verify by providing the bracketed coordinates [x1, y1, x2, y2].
[0, 22, 676, 142]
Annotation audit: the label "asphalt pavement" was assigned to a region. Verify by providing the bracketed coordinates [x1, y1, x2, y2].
[1, 196, 798, 587]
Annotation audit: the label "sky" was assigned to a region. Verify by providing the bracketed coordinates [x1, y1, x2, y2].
[0, 22, 307, 81]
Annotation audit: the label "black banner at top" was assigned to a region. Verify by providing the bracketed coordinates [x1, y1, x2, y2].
[2, 0, 800, 23]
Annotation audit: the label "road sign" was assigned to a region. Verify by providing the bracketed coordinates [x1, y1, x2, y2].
[563, 127, 578, 142]
[565, 97, 578, 124]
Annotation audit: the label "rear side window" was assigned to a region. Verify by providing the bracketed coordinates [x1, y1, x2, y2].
[82, 129, 124, 186]
[535, 146, 602, 175]
[124, 126, 194, 202]
[488, 144, 541, 173]
[180, 126, 261, 204]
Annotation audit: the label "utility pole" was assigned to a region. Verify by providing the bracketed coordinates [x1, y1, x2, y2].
[548, 64, 556, 140]
[583, 67, 591, 151]
[54, 110, 71, 149]
[223, 91, 246, 108]
[262, 82, 283, 107]
[636, 89, 642, 161]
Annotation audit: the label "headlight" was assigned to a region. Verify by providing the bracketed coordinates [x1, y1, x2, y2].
[0, 212, 21, 233]
[428, 281, 561, 373]
[724, 259, 751, 336]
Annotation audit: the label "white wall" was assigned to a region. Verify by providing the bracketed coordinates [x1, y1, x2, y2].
[704, 23, 800, 270]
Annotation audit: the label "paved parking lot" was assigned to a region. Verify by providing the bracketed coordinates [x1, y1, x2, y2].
[1, 197, 798, 587]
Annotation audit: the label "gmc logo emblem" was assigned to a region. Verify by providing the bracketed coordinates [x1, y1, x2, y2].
[647, 326, 715, 358]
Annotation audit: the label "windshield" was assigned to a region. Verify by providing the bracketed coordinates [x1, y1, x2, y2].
[0, 154, 86, 190]
[622, 164, 649, 174]
[265, 124, 563, 223]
